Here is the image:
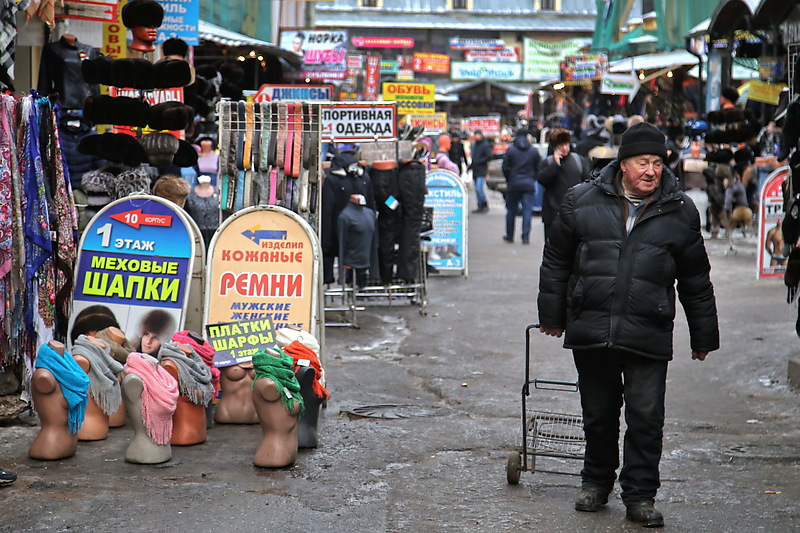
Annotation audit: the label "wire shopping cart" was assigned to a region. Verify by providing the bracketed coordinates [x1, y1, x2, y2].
[506, 324, 586, 484]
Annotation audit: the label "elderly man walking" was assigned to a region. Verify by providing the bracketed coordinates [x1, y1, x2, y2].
[537, 122, 719, 528]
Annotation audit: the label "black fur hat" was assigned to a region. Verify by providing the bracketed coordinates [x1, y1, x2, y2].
[162, 38, 189, 58]
[78, 133, 146, 167]
[140, 132, 180, 167]
[173, 140, 199, 167]
[121, 0, 164, 29]
[111, 58, 155, 89]
[84, 95, 150, 128]
[219, 62, 245, 83]
[148, 101, 194, 131]
[153, 59, 193, 88]
[81, 55, 114, 85]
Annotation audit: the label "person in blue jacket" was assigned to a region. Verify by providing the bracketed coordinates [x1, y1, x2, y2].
[501, 128, 540, 244]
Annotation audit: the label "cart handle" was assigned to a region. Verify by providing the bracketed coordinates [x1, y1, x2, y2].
[528, 378, 578, 392]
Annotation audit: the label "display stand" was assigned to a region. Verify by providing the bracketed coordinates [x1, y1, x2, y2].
[424, 168, 469, 278]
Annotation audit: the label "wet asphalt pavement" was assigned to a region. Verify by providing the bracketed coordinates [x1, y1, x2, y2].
[1, 187, 799, 532]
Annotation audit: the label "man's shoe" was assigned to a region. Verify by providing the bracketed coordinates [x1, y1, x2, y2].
[574, 489, 609, 512]
[502, 236, 513, 243]
[625, 503, 664, 528]
[0, 468, 17, 485]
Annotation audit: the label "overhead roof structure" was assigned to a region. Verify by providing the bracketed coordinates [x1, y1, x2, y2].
[198, 21, 303, 67]
[608, 49, 702, 73]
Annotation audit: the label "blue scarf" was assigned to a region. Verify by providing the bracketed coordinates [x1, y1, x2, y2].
[35, 343, 90, 434]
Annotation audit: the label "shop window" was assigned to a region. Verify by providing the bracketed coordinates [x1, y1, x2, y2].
[538, 0, 560, 11]
[360, 0, 383, 7]
[449, 0, 472, 9]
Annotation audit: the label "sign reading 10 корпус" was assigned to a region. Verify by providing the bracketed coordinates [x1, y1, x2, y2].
[424, 169, 467, 273]
[69, 196, 195, 349]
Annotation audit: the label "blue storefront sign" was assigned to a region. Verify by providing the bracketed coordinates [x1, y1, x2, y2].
[156, 0, 200, 46]
[424, 169, 468, 274]
[69, 196, 195, 351]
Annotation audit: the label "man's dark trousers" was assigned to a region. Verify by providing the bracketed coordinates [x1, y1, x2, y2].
[573, 348, 668, 505]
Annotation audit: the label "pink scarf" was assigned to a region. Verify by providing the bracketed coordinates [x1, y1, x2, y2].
[124, 352, 179, 445]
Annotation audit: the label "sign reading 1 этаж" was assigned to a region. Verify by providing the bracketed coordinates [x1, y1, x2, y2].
[69, 196, 195, 348]
[424, 169, 468, 275]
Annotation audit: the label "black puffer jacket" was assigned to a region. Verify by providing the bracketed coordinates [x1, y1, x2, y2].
[537, 161, 719, 360]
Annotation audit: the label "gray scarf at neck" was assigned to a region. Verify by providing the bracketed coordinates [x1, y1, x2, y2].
[158, 341, 215, 406]
[71, 335, 124, 416]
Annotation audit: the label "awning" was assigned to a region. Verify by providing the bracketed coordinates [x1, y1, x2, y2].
[608, 50, 701, 73]
[198, 21, 303, 67]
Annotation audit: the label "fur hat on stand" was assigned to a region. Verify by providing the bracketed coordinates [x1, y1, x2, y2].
[114, 167, 152, 200]
[78, 133, 146, 167]
[111, 58, 155, 90]
[140, 132, 180, 167]
[121, 0, 164, 29]
[148, 101, 194, 131]
[153, 59, 194, 88]
[173, 141, 199, 168]
[84, 95, 150, 128]
[80, 170, 116, 206]
[162, 38, 189, 58]
[153, 175, 190, 207]
[81, 55, 114, 85]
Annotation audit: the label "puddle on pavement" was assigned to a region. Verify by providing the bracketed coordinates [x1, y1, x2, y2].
[341, 404, 445, 419]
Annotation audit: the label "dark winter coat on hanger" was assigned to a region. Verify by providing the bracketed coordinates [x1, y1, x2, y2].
[337, 201, 380, 285]
[38, 37, 99, 109]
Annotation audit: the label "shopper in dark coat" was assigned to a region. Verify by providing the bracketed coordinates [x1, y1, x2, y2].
[538, 122, 719, 528]
[448, 132, 468, 174]
[468, 130, 493, 213]
[501, 128, 540, 243]
[537, 128, 591, 242]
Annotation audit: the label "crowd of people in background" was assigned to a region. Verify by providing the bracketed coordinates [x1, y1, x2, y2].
[438, 84, 785, 245]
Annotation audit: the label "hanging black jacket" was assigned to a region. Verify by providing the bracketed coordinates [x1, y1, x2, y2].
[321, 154, 375, 256]
[538, 161, 719, 360]
[37, 37, 99, 109]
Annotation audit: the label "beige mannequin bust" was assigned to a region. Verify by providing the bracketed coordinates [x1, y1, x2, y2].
[214, 362, 258, 424]
[95, 326, 133, 428]
[252, 372, 301, 468]
[74, 336, 111, 441]
[161, 344, 207, 445]
[122, 359, 172, 464]
[28, 341, 79, 460]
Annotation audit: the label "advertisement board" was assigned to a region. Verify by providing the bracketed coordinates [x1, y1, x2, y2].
[381, 82, 436, 115]
[280, 30, 348, 81]
[561, 54, 606, 83]
[352, 36, 414, 48]
[205, 206, 320, 334]
[758, 167, 790, 279]
[253, 84, 334, 103]
[464, 47, 519, 62]
[450, 62, 522, 81]
[467, 116, 501, 137]
[412, 53, 450, 74]
[523, 37, 590, 82]
[424, 169, 467, 274]
[321, 103, 397, 142]
[69, 196, 195, 351]
[404, 113, 448, 134]
[155, 0, 199, 45]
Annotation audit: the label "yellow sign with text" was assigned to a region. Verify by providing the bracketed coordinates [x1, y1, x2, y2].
[382, 82, 436, 114]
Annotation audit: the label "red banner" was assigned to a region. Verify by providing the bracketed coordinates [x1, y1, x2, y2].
[412, 53, 450, 74]
[352, 37, 415, 48]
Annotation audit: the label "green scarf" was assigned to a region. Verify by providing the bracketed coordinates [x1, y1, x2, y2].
[251, 348, 304, 417]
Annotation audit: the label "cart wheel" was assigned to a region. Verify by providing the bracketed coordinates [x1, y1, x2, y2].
[506, 451, 522, 485]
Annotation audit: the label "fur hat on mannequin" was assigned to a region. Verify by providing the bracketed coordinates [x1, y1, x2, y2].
[78, 133, 146, 167]
[149, 101, 194, 131]
[114, 167, 151, 200]
[140, 132, 180, 167]
[121, 0, 164, 29]
[111, 58, 155, 89]
[84, 95, 150, 128]
[153, 59, 193, 88]
[81, 55, 114, 85]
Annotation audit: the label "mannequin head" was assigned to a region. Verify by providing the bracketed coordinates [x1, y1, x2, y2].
[135, 309, 175, 356]
[122, 0, 164, 53]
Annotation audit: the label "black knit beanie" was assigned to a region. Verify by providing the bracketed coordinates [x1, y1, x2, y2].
[617, 122, 667, 162]
[721, 86, 740, 104]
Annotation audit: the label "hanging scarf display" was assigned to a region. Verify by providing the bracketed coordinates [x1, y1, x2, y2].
[252, 348, 304, 416]
[171, 330, 220, 397]
[34, 343, 90, 434]
[158, 341, 214, 407]
[124, 352, 179, 445]
[71, 335, 124, 416]
[0, 92, 77, 381]
[283, 340, 329, 400]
